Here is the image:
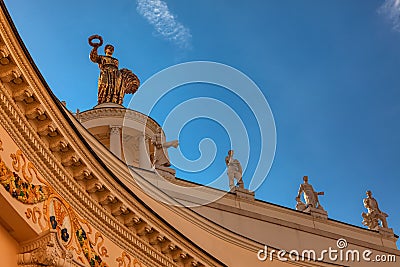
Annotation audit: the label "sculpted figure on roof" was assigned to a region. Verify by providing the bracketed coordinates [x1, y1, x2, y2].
[296, 176, 325, 211]
[362, 190, 389, 230]
[88, 35, 140, 105]
[152, 128, 179, 168]
[152, 128, 179, 179]
[225, 150, 244, 190]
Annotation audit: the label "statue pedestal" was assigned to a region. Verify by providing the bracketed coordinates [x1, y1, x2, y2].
[304, 206, 328, 220]
[155, 166, 176, 180]
[378, 226, 395, 238]
[231, 187, 255, 201]
[94, 102, 124, 109]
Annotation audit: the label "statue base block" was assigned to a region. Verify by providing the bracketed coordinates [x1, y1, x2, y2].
[378, 226, 395, 238]
[304, 206, 328, 220]
[231, 187, 255, 201]
[155, 166, 176, 180]
[94, 102, 124, 109]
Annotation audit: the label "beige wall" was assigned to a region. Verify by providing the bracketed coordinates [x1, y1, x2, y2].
[0, 221, 18, 267]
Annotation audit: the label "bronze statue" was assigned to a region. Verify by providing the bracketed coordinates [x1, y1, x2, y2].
[88, 35, 140, 105]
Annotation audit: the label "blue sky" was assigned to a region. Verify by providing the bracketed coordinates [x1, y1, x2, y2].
[4, 0, 400, 247]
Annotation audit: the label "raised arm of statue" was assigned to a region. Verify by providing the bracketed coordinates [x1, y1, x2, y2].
[88, 35, 103, 63]
[89, 46, 100, 63]
[163, 140, 179, 149]
[225, 154, 231, 167]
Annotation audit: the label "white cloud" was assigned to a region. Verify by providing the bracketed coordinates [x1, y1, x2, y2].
[136, 0, 192, 49]
[379, 0, 400, 32]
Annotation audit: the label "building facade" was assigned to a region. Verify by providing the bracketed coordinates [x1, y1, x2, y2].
[0, 2, 398, 266]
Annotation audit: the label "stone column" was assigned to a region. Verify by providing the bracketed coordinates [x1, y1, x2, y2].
[138, 134, 152, 169]
[109, 126, 121, 159]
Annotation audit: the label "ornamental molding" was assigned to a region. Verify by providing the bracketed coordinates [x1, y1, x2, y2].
[77, 107, 160, 134]
[109, 125, 121, 135]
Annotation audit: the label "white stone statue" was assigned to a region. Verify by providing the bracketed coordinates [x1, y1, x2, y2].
[225, 150, 244, 189]
[296, 176, 324, 210]
[362, 190, 388, 230]
[152, 128, 178, 179]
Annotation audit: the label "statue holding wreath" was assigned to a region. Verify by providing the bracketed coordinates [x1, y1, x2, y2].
[88, 35, 140, 105]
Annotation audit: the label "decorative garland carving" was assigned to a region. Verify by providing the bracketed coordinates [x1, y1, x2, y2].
[43, 195, 111, 267]
[116, 251, 142, 267]
[0, 144, 113, 267]
[25, 206, 46, 230]
[93, 232, 109, 258]
[0, 151, 49, 204]
[11, 149, 39, 183]
[76, 227, 109, 267]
